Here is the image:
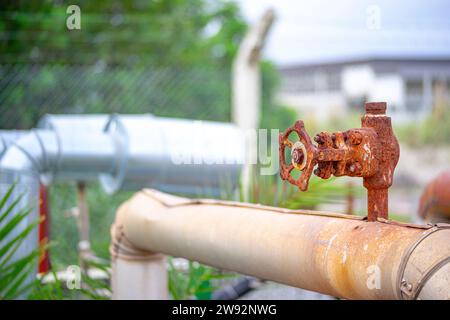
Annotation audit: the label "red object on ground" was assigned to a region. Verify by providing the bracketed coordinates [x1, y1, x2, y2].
[38, 184, 51, 273]
[418, 171, 450, 221]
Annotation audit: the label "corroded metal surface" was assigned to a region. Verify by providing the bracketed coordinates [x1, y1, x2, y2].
[362, 102, 400, 221]
[418, 171, 450, 222]
[279, 102, 400, 221]
[279, 120, 316, 191]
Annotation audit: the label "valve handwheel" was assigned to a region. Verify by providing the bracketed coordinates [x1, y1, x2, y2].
[278, 102, 399, 221]
[279, 120, 317, 191]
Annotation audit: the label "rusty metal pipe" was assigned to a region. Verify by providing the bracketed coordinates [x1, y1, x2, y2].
[111, 189, 450, 300]
[367, 189, 388, 220]
[361, 102, 399, 221]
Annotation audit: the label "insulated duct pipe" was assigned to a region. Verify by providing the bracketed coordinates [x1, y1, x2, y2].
[0, 130, 39, 297]
[0, 115, 243, 296]
[100, 115, 244, 195]
[1, 114, 244, 195]
[111, 189, 450, 300]
[0, 129, 116, 183]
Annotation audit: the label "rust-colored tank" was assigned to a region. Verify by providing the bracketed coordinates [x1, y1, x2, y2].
[419, 171, 450, 222]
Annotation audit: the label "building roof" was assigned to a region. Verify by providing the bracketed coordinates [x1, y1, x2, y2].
[279, 56, 450, 76]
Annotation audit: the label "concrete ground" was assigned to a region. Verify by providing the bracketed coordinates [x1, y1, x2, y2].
[239, 282, 335, 300]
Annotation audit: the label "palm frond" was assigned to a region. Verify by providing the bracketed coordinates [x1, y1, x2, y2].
[0, 183, 40, 300]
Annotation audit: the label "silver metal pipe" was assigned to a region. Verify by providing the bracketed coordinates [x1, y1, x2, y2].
[2, 114, 244, 194]
[0, 114, 243, 296]
[38, 114, 110, 133]
[0, 129, 117, 184]
[100, 114, 244, 195]
[0, 115, 243, 282]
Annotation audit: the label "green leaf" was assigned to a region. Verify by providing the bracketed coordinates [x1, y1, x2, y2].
[0, 219, 39, 265]
[0, 182, 17, 214]
[0, 183, 41, 300]
[0, 190, 26, 225]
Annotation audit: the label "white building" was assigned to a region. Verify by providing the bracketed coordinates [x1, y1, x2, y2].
[278, 57, 450, 122]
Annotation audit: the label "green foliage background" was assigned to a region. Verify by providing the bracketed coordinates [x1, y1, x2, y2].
[0, 0, 249, 129]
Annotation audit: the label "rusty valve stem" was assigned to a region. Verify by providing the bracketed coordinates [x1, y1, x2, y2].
[279, 102, 400, 221]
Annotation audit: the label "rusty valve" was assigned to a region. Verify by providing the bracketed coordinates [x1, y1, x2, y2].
[279, 102, 400, 221]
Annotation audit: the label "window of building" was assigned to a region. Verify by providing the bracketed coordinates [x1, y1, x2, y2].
[405, 79, 423, 112]
[327, 71, 341, 91]
[281, 69, 341, 94]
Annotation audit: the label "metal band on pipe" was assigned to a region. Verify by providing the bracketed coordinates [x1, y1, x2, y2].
[110, 223, 163, 262]
[396, 224, 450, 300]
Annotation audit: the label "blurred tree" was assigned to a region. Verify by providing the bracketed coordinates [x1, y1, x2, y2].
[0, 1, 293, 131]
[0, 0, 246, 66]
[0, 0, 248, 128]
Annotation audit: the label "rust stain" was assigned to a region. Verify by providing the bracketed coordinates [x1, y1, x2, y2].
[279, 102, 400, 221]
[314, 219, 421, 299]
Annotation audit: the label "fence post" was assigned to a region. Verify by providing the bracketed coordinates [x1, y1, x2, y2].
[232, 9, 275, 200]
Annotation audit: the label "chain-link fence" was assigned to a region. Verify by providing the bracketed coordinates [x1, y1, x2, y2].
[0, 63, 231, 130]
[0, 62, 234, 268]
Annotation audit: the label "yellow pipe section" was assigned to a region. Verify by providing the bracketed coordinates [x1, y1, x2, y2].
[111, 189, 450, 300]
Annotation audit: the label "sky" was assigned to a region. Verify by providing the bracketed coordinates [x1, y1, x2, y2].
[236, 0, 450, 66]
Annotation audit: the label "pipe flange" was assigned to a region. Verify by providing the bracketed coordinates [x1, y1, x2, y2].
[99, 114, 129, 194]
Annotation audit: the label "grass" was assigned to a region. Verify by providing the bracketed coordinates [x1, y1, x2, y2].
[0, 182, 112, 299]
[28, 258, 111, 300]
[395, 103, 450, 147]
[48, 182, 133, 268]
[168, 259, 236, 300]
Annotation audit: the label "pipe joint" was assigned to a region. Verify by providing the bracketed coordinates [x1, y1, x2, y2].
[397, 225, 450, 300]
